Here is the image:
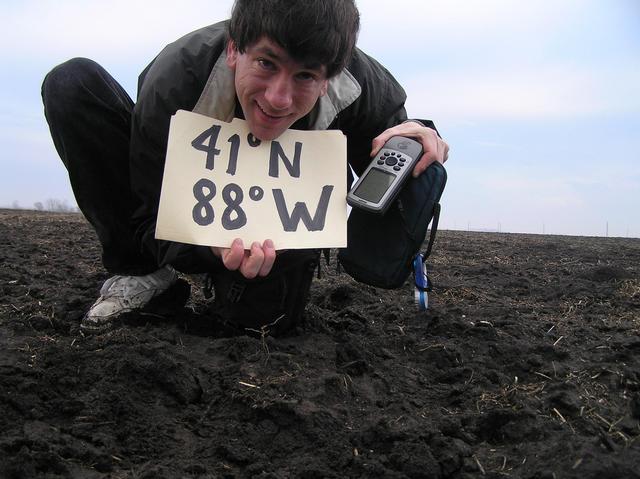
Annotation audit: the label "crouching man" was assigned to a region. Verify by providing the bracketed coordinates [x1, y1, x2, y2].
[42, 0, 449, 335]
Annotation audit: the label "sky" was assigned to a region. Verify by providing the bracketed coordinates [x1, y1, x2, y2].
[1, 0, 639, 237]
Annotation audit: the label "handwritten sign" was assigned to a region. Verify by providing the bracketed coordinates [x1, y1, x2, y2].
[155, 110, 347, 249]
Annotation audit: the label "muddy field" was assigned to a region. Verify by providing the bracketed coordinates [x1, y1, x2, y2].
[1, 209, 639, 478]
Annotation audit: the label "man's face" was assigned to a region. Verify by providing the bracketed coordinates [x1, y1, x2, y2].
[226, 37, 329, 141]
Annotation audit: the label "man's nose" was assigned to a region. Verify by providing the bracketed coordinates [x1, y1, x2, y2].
[264, 74, 293, 111]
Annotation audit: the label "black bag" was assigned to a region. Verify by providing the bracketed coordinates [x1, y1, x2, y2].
[337, 161, 447, 289]
[206, 249, 320, 336]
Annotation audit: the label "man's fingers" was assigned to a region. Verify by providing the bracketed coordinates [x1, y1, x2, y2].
[412, 152, 436, 178]
[442, 141, 450, 163]
[370, 124, 407, 156]
[371, 123, 448, 169]
[370, 121, 430, 155]
[258, 239, 276, 277]
[370, 136, 387, 157]
[239, 242, 264, 279]
[214, 239, 277, 278]
[412, 138, 449, 177]
[220, 238, 244, 271]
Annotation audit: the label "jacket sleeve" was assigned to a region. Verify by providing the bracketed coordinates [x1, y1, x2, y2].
[129, 24, 227, 274]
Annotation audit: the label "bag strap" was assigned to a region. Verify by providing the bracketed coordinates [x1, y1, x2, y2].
[413, 202, 440, 310]
[421, 202, 441, 263]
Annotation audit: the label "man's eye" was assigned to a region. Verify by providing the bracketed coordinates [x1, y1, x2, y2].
[296, 72, 316, 81]
[258, 59, 275, 70]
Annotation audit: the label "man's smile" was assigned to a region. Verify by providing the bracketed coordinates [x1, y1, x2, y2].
[256, 101, 290, 120]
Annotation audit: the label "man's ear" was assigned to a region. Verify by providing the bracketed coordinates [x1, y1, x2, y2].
[226, 39, 238, 70]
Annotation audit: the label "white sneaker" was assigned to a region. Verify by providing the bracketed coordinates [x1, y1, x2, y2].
[81, 266, 179, 334]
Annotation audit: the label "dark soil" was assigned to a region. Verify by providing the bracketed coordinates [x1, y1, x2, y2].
[1, 209, 639, 478]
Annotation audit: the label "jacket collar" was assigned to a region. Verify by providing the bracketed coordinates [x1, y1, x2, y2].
[192, 50, 362, 130]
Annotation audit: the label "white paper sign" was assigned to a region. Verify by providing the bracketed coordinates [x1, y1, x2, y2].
[155, 110, 347, 249]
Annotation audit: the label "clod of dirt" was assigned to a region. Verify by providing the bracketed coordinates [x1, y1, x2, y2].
[582, 265, 632, 282]
[631, 394, 640, 419]
[548, 384, 583, 417]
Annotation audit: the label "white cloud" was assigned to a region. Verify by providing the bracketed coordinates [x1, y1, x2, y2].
[2, 0, 589, 64]
[1, 0, 235, 63]
[469, 168, 585, 208]
[357, 0, 584, 53]
[474, 141, 522, 150]
[403, 64, 640, 119]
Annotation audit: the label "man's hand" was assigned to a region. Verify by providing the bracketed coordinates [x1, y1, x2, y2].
[210, 239, 276, 279]
[371, 121, 449, 178]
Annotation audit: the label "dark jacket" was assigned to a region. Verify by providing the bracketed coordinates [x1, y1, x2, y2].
[130, 20, 435, 273]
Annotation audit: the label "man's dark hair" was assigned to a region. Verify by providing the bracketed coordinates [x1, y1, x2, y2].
[228, 0, 360, 78]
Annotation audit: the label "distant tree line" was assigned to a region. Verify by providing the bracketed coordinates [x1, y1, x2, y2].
[8, 199, 79, 213]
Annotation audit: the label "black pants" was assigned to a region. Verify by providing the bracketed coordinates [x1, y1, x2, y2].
[42, 58, 156, 275]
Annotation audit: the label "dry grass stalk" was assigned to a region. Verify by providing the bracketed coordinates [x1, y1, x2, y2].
[473, 454, 486, 475]
[552, 408, 567, 423]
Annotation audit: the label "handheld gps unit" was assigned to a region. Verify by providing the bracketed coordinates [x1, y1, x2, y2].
[347, 136, 423, 215]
